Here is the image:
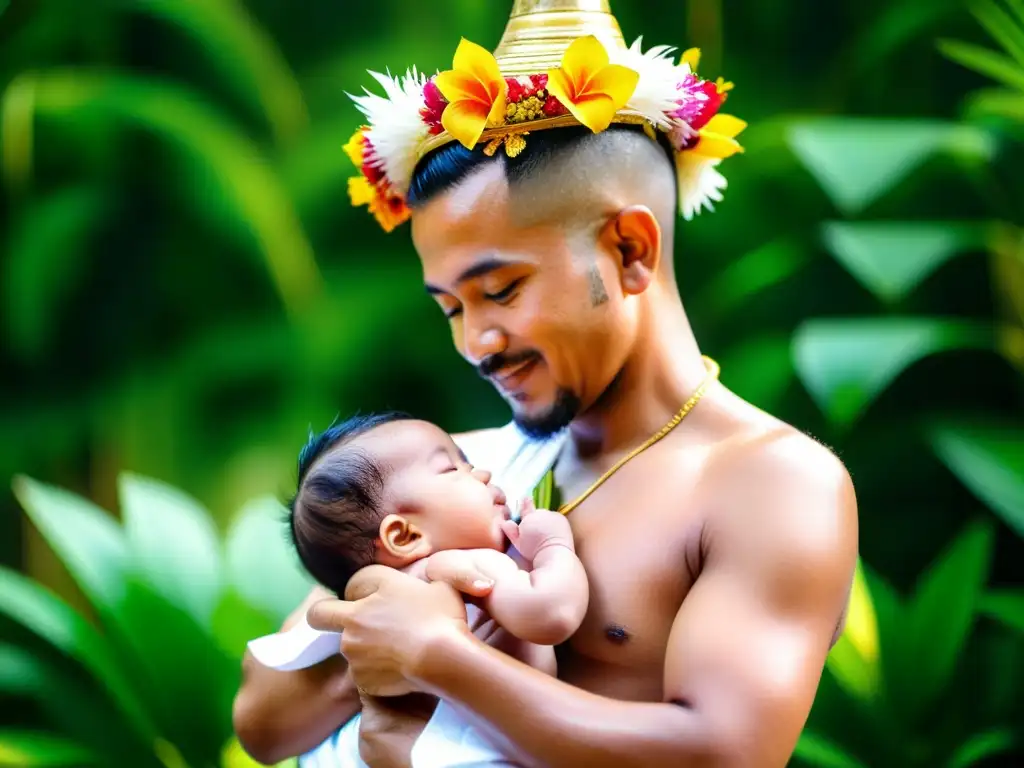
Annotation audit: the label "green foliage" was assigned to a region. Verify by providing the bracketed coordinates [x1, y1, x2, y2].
[1, 0, 1023, 766]
[5, 473, 309, 767]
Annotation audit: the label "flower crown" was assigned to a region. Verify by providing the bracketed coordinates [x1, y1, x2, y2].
[344, 35, 746, 232]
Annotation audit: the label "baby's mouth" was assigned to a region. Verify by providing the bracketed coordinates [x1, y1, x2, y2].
[491, 486, 507, 507]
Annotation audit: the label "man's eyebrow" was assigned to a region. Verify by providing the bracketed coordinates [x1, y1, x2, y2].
[425, 257, 518, 295]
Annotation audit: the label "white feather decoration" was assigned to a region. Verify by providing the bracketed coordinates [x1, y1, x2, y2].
[676, 152, 727, 221]
[348, 68, 430, 195]
[611, 37, 681, 129]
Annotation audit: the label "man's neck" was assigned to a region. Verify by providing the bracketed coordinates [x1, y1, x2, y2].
[568, 291, 712, 459]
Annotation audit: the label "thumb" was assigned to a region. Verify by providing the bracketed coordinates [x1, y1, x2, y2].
[501, 519, 520, 545]
[306, 598, 356, 632]
[519, 496, 536, 518]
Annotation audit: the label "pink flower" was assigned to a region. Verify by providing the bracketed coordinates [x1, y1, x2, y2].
[420, 78, 447, 135]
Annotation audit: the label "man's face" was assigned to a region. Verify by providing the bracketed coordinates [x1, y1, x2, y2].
[411, 162, 634, 437]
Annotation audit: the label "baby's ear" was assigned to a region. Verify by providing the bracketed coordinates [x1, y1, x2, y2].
[378, 514, 431, 563]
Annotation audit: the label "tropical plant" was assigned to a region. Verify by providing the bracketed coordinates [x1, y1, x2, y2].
[1, 472, 313, 767]
[775, 1, 1024, 764]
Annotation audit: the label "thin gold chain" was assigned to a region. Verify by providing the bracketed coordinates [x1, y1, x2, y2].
[557, 355, 721, 516]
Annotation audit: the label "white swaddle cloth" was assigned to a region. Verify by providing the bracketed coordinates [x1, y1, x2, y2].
[247, 422, 565, 768]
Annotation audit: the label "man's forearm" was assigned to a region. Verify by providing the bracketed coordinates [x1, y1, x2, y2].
[413, 631, 730, 768]
[233, 651, 358, 764]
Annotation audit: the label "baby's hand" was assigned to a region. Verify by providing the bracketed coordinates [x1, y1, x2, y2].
[501, 497, 575, 562]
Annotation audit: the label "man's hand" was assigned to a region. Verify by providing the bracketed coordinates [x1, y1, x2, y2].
[501, 498, 575, 562]
[306, 565, 470, 697]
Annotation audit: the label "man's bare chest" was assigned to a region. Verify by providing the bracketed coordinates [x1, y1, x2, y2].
[554, 481, 705, 694]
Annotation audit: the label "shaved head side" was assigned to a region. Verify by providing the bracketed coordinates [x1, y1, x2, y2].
[407, 125, 678, 239]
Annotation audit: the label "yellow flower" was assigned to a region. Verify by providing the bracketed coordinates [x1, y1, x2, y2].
[546, 35, 639, 134]
[343, 128, 366, 167]
[692, 113, 747, 160]
[347, 176, 410, 233]
[434, 38, 508, 149]
[681, 47, 701, 71]
[715, 76, 734, 95]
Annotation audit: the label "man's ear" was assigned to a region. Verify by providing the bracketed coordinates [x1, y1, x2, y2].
[378, 514, 432, 564]
[599, 205, 661, 295]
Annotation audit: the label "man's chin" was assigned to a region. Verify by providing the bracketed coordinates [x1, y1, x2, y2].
[511, 389, 580, 439]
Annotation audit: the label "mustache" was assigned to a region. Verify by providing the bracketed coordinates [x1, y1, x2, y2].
[477, 351, 540, 379]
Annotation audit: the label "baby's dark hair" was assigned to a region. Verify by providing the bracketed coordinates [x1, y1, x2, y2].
[289, 411, 412, 596]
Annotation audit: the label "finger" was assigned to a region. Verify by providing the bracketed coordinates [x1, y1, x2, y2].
[519, 496, 536, 517]
[431, 565, 494, 596]
[306, 597, 356, 632]
[345, 563, 403, 601]
[501, 520, 520, 545]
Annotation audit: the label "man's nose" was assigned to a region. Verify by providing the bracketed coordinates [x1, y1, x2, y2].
[461, 318, 505, 366]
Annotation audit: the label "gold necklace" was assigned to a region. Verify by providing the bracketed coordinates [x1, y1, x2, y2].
[550, 355, 721, 516]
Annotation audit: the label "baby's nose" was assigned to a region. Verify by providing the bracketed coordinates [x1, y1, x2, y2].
[472, 467, 492, 485]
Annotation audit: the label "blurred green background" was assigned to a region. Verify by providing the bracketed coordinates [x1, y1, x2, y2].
[1, 0, 1023, 765]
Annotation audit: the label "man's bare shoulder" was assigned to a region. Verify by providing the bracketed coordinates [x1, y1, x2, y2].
[701, 424, 858, 581]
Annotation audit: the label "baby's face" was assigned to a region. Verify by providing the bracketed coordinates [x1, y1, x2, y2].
[358, 419, 509, 554]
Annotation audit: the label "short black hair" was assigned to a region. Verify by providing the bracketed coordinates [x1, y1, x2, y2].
[288, 411, 412, 596]
[407, 123, 676, 208]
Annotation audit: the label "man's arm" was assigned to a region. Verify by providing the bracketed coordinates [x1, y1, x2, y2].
[232, 587, 359, 764]
[407, 433, 858, 767]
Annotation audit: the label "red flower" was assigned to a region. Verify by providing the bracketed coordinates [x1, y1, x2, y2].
[543, 94, 568, 117]
[689, 80, 723, 132]
[420, 78, 447, 135]
[361, 137, 385, 184]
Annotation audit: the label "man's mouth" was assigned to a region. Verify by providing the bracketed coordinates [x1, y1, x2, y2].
[492, 356, 539, 393]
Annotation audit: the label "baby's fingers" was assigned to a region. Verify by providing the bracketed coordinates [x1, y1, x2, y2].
[518, 497, 536, 518]
[501, 520, 520, 546]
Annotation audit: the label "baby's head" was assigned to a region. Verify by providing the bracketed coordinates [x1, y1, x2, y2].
[289, 412, 509, 596]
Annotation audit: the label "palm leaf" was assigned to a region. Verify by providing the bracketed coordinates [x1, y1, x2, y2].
[0, 70, 321, 314]
[0, 568, 156, 743]
[937, 40, 1024, 92]
[129, 0, 307, 144]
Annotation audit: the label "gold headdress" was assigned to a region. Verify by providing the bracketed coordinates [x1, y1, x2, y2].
[344, 0, 746, 232]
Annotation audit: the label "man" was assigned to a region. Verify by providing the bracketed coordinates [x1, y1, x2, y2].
[233, 3, 858, 765]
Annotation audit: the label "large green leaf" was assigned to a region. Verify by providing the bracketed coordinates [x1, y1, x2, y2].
[979, 590, 1024, 634]
[792, 732, 868, 768]
[0, 732, 94, 767]
[119, 472, 224, 629]
[0, 568, 155, 742]
[225, 497, 313, 623]
[946, 728, 1017, 768]
[0, 644, 151, 766]
[905, 519, 994, 717]
[697, 239, 811, 317]
[0, 70, 321, 314]
[965, 87, 1024, 123]
[128, 0, 307, 144]
[969, 0, 1024, 68]
[937, 40, 1024, 92]
[2, 186, 109, 359]
[820, 222, 985, 303]
[929, 422, 1024, 539]
[826, 561, 881, 702]
[717, 334, 794, 412]
[109, 579, 238, 763]
[786, 120, 995, 215]
[210, 588, 278, 659]
[12, 475, 131, 620]
[792, 318, 993, 428]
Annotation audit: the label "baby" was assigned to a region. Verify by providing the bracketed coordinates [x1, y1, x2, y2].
[248, 411, 589, 767]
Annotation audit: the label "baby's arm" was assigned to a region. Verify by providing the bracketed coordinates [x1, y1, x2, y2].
[424, 501, 589, 646]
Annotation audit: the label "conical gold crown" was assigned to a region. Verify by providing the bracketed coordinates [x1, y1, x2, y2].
[493, 0, 627, 76]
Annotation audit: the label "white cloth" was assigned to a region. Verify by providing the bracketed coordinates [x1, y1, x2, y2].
[278, 421, 565, 768]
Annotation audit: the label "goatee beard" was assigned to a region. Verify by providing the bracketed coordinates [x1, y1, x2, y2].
[513, 388, 580, 439]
